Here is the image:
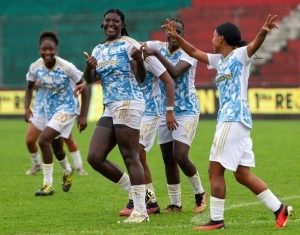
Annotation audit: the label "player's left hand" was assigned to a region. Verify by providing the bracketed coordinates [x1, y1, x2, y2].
[262, 14, 279, 32]
[130, 46, 143, 62]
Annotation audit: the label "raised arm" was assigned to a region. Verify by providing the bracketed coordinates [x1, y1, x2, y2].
[247, 14, 279, 58]
[161, 19, 209, 65]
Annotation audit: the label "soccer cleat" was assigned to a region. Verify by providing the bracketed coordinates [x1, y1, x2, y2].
[119, 199, 134, 216]
[147, 201, 161, 214]
[145, 188, 155, 205]
[61, 167, 74, 192]
[76, 168, 88, 176]
[194, 192, 207, 213]
[25, 164, 42, 175]
[35, 184, 54, 196]
[120, 209, 149, 223]
[193, 220, 225, 230]
[163, 204, 183, 212]
[275, 204, 293, 228]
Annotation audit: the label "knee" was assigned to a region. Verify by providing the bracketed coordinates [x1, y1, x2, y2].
[26, 135, 36, 146]
[38, 137, 49, 149]
[234, 171, 247, 185]
[173, 152, 188, 167]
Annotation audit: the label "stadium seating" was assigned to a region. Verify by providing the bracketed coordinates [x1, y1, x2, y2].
[150, 1, 300, 87]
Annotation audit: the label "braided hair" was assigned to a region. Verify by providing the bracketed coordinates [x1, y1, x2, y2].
[39, 31, 59, 46]
[101, 9, 129, 36]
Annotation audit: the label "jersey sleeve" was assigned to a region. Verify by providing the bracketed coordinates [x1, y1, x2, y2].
[235, 46, 253, 65]
[180, 51, 196, 66]
[26, 65, 37, 82]
[146, 40, 160, 50]
[207, 53, 222, 69]
[91, 47, 98, 58]
[144, 56, 166, 78]
[126, 40, 141, 61]
[69, 63, 83, 84]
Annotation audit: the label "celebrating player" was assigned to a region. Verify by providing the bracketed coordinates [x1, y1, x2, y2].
[24, 31, 88, 196]
[162, 15, 293, 230]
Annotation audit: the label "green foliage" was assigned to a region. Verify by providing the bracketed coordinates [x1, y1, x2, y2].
[0, 119, 299, 234]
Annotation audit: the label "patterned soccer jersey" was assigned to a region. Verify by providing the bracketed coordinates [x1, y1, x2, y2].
[207, 46, 253, 128]
[147, 41, 199, 116]
[139, 55, 166, 117]
[32, 85, 45, 116]
[91, 36, 144, 105]
[26, 56, 82, 120]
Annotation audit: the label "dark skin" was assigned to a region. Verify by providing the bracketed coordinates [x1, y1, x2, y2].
[74, 12, 146, 185]
[142, 21, 198, 185]
[24, 39, 88, 164]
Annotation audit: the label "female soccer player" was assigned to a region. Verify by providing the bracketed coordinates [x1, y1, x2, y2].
[74, 9, 149, 223]
[24, 31, 88, 196]
[142, 19, 207, 214]
[119, 47, 178, 216]
[25, 81, 88, 176]
[162, 15, 293, 230]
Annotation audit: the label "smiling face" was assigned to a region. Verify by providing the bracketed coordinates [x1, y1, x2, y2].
[103, 12, 123, 41]
[39, 39, 57, 68]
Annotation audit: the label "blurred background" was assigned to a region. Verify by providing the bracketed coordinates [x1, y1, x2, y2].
[0, 0, 299, 118]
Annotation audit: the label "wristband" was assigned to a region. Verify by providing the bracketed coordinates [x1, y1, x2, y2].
[166, 106, 174, 111]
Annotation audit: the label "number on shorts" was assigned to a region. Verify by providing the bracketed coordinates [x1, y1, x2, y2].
[54, 112, 68, 123]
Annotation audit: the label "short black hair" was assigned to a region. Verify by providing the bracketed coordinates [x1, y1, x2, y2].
[39, 31, 59, 46]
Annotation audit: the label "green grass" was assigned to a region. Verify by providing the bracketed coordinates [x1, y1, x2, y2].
[0, 119, 299, 235]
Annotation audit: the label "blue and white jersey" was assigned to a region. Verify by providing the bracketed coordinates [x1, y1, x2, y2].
[147, 41, 199, 116]
[207, 46, 253, 128]
[32, 85, 45, 116]
[139, 55, 166, 117]
[26, 56, 82, 120]
[91, 36, 144, 105]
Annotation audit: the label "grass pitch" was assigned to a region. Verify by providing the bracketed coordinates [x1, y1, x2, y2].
[0, 119, 299, 235]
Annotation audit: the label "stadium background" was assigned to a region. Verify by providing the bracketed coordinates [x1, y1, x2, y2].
[0, 0, 299, 119]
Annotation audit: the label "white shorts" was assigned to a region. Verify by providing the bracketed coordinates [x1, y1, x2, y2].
[139, 116, 161, 152]
[30, 114, 46, 131]
[46, 112, 77, 138]
[106, 100, 145, 130]
[158, 115, 199, 146]
[209, 122, 255, 172]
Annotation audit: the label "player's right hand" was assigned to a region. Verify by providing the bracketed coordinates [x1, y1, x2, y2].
[24, 108, 32, 123]
[74, 81, 88, 97]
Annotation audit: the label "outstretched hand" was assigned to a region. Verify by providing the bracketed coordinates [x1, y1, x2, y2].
[262, 15, 279, 32]
[161, 19, 179, 38]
